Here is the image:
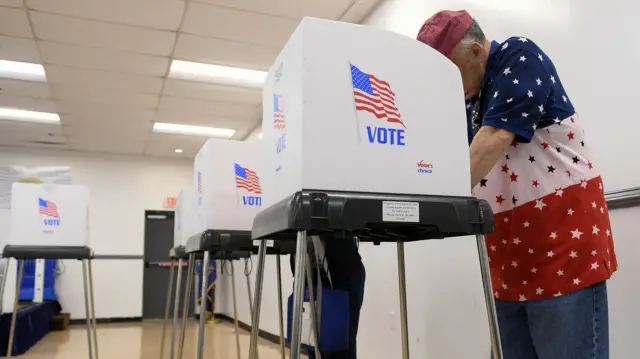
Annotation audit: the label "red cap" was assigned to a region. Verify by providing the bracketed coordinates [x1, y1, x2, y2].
[416, 10, 473, 60]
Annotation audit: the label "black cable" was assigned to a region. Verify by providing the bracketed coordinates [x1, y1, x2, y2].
[244, 257, 253, 276]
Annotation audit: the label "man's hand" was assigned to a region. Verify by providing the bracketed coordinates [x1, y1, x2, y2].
[470, 125, 515, 189]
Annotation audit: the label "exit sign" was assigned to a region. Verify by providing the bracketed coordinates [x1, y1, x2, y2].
[164, 196, 177, 209]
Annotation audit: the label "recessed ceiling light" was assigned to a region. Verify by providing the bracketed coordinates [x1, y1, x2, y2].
[174, 148, 183, 153]
[169, 60, 267, 88]
[0, 107, 60, 124]
[153, 122, 235, 139]
[0, 60, 47, 82]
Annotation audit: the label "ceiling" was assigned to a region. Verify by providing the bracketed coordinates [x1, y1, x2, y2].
[0, 0, 380, 158]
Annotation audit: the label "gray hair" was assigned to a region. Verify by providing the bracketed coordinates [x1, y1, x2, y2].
[459, 19, 486, 48]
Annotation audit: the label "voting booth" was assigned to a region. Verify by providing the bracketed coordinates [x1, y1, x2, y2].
[248, 17, 502, 359]
[0, 183, 97, 358]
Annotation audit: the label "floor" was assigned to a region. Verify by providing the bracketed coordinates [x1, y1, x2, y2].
[21, 320, 303, 359]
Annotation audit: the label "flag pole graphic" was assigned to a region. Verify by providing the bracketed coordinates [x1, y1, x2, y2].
[349, 61, 362, 143]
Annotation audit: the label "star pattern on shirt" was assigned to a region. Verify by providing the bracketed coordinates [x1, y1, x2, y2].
[468, 37, 618, 302]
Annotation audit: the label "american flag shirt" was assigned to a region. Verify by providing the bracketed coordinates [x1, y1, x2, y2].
[468, 37, 618, 302]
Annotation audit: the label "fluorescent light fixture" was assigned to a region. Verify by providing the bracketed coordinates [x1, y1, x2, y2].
[153, 122, 235, 139]
[174, 148, 183, 153]
[0, 107, 60, 124]
[0, 60, 47, 82]
[169, 60, 267, 88]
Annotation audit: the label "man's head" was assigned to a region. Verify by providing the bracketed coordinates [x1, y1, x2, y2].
[417, 10, 491, 99]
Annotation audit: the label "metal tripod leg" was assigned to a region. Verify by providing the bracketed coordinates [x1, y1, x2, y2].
[88, 260, 99, 359]
[245, 261, 254, 317]
[0, 258, 10, 313]
[170, 259, 183, 359]
[160, 260, 176, 359]
[82, 260, 95, 359]
[196, 251, 210, 359]
[276, 254, 286, 359]
[6, 259, 24, 359]
[231, 261, 241, 359]
[305, 254, 321, 359]
[397, 242, 410, 359]
[290, 231, 308, 359]
[476, 234, 503, 359]
[177, 254, 195, 359]
[248, 241, 267, 359]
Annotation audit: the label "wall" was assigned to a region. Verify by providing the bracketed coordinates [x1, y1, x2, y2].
[0, 147, 192, 319]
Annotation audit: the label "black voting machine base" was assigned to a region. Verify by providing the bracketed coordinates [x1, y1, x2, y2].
[247, 189, 502, 359]
[250, 190, 494, 242]
[2, 245, 93, 260]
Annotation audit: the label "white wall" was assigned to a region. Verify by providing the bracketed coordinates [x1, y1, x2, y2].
[0, 147, 192, 319]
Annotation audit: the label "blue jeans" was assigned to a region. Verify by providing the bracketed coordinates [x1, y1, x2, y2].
[495, 281, 609, 359]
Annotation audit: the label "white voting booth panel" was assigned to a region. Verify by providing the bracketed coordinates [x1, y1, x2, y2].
[262, 17, 470, 207]
[9, 183, 90, 247]
[174, 187, 199, 247]
[194, 139, 263, 232]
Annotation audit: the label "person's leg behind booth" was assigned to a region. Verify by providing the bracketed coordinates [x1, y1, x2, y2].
[323, 261, 366, 359]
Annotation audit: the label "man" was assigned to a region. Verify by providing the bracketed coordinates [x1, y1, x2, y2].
[416, 10, 617, 359]
[290, 234, 366, 359]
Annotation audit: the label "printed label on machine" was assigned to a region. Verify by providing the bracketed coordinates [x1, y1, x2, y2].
[382, 201, 419, 222]
[253, 240, 275, 247]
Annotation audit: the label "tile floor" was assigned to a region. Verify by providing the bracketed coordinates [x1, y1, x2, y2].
[21, 320, 302, 359]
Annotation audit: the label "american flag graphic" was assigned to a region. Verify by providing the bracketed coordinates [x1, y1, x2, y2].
[234, 163, 262, 194]
[38, 198, 59, 218]
[197, 172, 202, 194]
[273, 93, 285, 130]
[350, 64, 405, 128]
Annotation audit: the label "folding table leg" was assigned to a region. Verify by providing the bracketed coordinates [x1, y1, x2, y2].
[231, 260, 241, 359]
[290, 230, 308, 359]
[170, 259, 183, 359]
[177, 255, 195, 359]
[248, 240, 267, 359]
[476, 234, 503, 359]
[88, 260, 99, 359]
[276, 254, 286, 359]
[396, 242, 410, 359]
[196, 251, 210, 359]
[245, 260, 254, 318]
[160, 260, 176, 359]
[6, 259, 24, 359]
[81, 260, 95, 359]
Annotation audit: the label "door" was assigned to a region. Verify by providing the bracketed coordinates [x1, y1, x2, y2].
[142, 210, 190, 319]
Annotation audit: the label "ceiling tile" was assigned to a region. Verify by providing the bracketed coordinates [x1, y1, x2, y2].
[0, 93, 57, 112]
[39, 42, 169, 76]
[340, 0, 380, 23]
[183, 3, 298, 47]
[51, 85, 159, 109]
[0, 35, 41, 63]
[0, 0, 23, 8]
[45, 65, 163, 94]
[56, 105, 155, 123]
[144, 133, 207, 158]
[0, 7, 32, 38]
[158, 96, 258, 119]
[27, 0, 186, 30]
[194, 0, 354, 20]
[163, 79, 261, 104]
[0, 121, 67, 148]
[31, 12, 177, 56]
[174, 34, 279, 71]
[0, 79, 52, 98]
[68, 137, 145, 155]
[63, 123, 150, 140]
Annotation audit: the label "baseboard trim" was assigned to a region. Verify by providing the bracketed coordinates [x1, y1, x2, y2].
[70, 317, 142, 325]
[214, 314, 291, 348]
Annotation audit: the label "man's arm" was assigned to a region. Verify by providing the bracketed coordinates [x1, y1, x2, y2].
[470, 125, 514, 189]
